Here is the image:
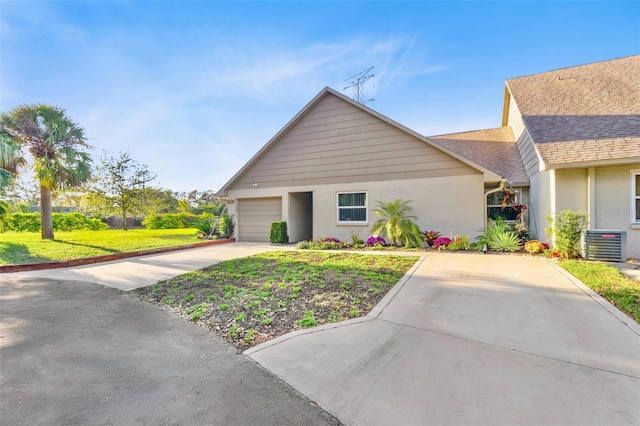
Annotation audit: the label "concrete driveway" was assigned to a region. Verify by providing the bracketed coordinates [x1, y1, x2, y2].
[3, 244, 639, 425]
[247, 252, 640, 425]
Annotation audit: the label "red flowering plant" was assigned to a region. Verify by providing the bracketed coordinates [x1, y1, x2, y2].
[512, 204, 527, 220]
[421, 230, 442, 246]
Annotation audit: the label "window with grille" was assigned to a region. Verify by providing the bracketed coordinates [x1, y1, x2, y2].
[337, 192, 367, 224]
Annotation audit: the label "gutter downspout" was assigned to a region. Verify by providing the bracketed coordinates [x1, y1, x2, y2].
[484, 179, 507, 229]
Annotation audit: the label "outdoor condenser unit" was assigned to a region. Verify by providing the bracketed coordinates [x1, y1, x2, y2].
[581, 230, 627, 262]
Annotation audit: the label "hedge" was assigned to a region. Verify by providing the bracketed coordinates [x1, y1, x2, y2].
[142, 212, 209, 230]
[2, 212, 108, 232]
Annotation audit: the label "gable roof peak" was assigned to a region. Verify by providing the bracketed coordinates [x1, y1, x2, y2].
[505, 54, 640, 82]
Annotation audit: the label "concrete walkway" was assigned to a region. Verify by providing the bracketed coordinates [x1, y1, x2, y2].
[247, 252, 640, 426]
[2, 241, 291, 290]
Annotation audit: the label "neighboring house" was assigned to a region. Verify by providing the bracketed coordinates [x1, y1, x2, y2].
[217, 55, 640, 259]
[502, 55, 640, 259]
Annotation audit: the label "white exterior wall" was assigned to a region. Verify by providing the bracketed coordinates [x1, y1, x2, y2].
[226, 174, 485, 243]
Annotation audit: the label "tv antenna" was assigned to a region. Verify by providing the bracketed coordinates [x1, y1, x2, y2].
[344, 66, 375, 106]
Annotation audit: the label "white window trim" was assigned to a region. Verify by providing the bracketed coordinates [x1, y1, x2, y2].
[487, 189, 522, 223]
[336, 191, 368, 225]
[631, 170, 640, 225]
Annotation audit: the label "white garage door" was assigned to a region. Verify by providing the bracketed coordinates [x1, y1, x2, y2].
[237, 197, 282, 242]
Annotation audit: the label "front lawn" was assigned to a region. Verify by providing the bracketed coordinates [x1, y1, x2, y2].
[561, 260, 640, 323]
[135, 251, 419, 349]
[0, 229, 200, 265]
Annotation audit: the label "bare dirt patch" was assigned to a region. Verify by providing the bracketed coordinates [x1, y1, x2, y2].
[135, 251, 418, 349]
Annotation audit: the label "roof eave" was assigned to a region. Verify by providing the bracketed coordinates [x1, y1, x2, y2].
[544, 156, 640, 170]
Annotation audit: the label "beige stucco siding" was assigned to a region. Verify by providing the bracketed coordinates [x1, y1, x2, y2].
[593, 165, 640, 259]
[229, 95, 479, 190]
[226, 174, 485, 243]
[546, 165, 640, 259]
[555, 169, 588, 213]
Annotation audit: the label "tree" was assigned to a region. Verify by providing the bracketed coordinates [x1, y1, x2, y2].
[140, 187, 180, 214]
[90, 151, 156, 230]
[0, 105, 91, 239]
[0, 132, 23, 193]
[1, 133, 24, 220]
[370, 198, 423, 248]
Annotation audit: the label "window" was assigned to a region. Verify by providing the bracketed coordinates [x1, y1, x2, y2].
[337, 192, 367, 224]
[486, 190, 522, 222]
[633, 171, 640, 224]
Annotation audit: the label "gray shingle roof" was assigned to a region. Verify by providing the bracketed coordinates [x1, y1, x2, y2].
[506, 55, 640, 165]
[429, 127, 529, 185]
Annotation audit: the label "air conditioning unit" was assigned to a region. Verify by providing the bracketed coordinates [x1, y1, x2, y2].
[581, 230, 627, 262]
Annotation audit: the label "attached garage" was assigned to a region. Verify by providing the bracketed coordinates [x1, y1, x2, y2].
[237, 197, 282, 242]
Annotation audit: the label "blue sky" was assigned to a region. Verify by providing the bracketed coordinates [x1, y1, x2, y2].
[1, 1, 638, 192]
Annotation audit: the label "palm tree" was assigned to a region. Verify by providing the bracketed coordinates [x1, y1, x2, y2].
[0, 132, 23, 192]
[0, 104, 92, 239]
[370, 198, 423, 248]
[0, 133, 24, 221]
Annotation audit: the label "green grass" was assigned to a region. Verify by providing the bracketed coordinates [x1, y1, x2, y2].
[0, 228, 200, 265]
[561, 260, 640, 323]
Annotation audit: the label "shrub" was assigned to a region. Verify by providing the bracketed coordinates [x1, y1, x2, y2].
[269, 221, 288, 244]
[195, 217, 218, 239]
[447, 235, 470, 251]
[296, 240, 310, 249]
[323, 237, 341, 243]
[143, 212, 206, 230]
[365, 236, 387, 247]
[350, 231, 364, 246]
[488, 231, 522, 252]
[421, 230, 442, 246]
[370, 199, 423, 248]
[469, 241, 484, 251]
[4, 213, 41, 232]
[513, 226, 531, 244]
[217, 212, 234, 238]
[432, 236, 452, 249]
[477, 219, 511, 247]
[546, 210, 588, 258]
[3, 212, 108, 232]
[52, 212, 108, 231]
[524, 240, 545, 254]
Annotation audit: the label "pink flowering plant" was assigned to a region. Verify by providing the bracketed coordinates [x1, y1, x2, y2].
[323, 237, 341, 243]
[365, 236, 387, 247]
[432, 236, 452, 249]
